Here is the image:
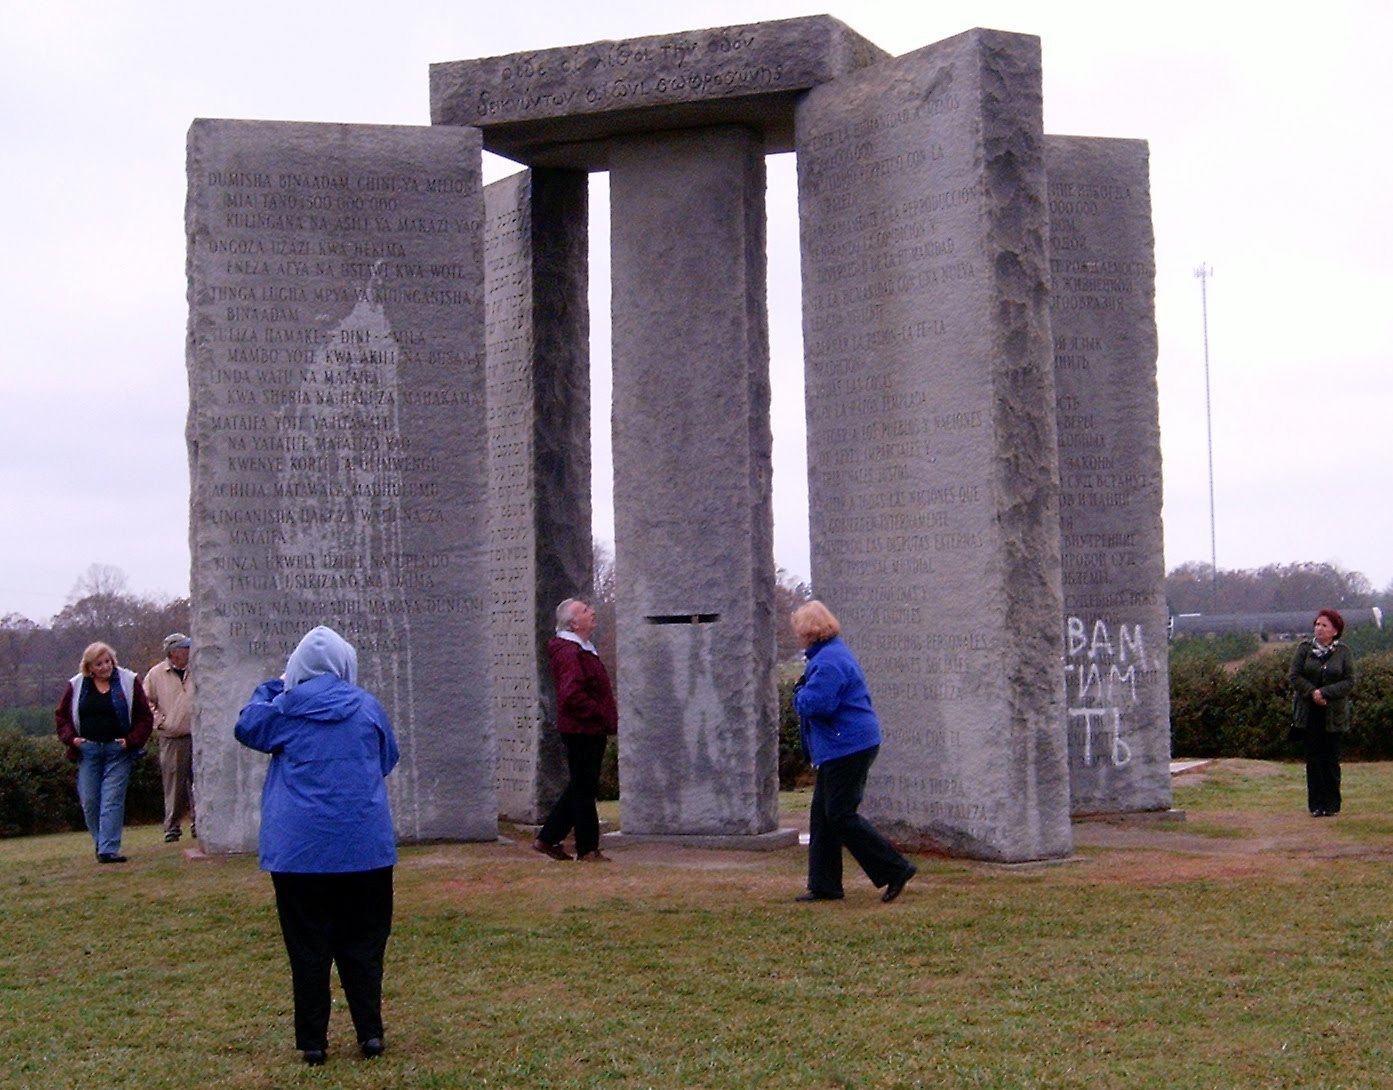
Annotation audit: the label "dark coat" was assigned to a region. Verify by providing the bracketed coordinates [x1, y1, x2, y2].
[1290, 639, 1355, 733]
[547, 636, 618, 736]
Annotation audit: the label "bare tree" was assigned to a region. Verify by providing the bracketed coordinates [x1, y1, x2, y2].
[774, 567, 814, 663]
[591, 540, 617, 671]
[67, 563, 130, 603]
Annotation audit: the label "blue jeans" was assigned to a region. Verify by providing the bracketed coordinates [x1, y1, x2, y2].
[76, 741, 134, 856]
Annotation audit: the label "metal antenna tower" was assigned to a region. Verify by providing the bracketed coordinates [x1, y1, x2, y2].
[1194, 264, 1217, 611]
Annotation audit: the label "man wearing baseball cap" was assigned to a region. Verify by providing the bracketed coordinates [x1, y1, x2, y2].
[146, 633, 195, 843]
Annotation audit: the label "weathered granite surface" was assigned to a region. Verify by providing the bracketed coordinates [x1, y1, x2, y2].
[1046, 135, 1172, 815]
[796, 30, 1072, 862]
[430, 15, 888, 166]
[484, 167, 593, 824]
[609, 126, 780, 837]
[186, 119, 496, 852]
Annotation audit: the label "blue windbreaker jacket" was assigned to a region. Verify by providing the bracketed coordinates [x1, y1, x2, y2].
[235, 627, 399, 873]
[794, 636, 882, 766]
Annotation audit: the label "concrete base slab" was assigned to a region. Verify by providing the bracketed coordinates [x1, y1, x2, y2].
[1074, 808, 1187, 824]
[603, 828, 800, 851]
[979, 854, 1089, 871]
[511, 821, 615, 839]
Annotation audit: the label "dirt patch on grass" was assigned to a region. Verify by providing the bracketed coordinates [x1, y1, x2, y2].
[405, 761, 1388, 896]
[1067, 759, 1393, 883]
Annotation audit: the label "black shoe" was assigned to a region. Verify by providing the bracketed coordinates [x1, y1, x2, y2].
[302, 1049, 326, 1066]
[96, 853, 128, 864]
[532, 838, 573, 861]
[882, 862, 917, 903]
[361, 1038, 384, 1059]
[795, 891, 844, 902]
[164, 830, 181, 843]
[1312, 809, 1329, 817]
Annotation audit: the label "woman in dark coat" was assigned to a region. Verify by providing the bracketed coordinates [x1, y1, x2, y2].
[534, 598, 619, 862]
[792, 600, 916, 904]
[235, 625, 400, 1065]
[1290, 608, 1356, 817]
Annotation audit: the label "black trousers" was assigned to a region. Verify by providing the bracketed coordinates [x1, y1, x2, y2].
[538, 733, 608, 855]
[270, 868, 393, 1051]
[1304, 729, 1342, 814]
[807, 745, 910, 895]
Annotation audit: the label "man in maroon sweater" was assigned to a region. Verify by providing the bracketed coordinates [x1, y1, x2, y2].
[534, 598, 619, 862]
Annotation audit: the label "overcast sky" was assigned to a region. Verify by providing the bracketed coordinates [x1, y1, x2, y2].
[3, 0, 1389, 622]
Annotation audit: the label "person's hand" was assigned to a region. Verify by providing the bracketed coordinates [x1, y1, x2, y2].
[72, 736, 86, 747]
[1312, 689, 1328, 706]
[116, 737, 128, 748]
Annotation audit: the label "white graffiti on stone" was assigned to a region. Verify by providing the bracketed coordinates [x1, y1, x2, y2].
[1064, 616, 1151, 768]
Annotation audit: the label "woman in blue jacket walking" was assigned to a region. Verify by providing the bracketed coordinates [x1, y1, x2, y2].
[235, 625, 399, 1065]
[792, 601, 916, 904]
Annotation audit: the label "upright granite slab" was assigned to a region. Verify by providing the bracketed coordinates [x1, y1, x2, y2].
[484, 167, 594, 824]
[430, 15, 887, 166]
[796, 30, 1072, 862]
[1046, 136, 1172, 815]
[609, 126, 781, 837]
[186, 119, 495, 852]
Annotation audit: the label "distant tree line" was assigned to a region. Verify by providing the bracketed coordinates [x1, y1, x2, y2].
[1165, 560, 1389, 617]
[0, 564, 189, 736]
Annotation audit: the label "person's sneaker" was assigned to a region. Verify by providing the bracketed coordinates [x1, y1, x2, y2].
[164, 830, 181, 843]
[532, 838, 573, 861]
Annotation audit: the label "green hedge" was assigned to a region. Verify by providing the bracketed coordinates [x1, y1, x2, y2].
[777, 673, 812, 789]
[0, 706, 55, 737]
[0, 730, 164, 839]
[1170, 645, 1393, 760]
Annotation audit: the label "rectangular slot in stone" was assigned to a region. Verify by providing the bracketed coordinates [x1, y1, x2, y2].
[644, 614, 721, 625]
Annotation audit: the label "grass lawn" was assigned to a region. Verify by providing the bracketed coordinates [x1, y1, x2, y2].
[4, 761, 1393, 1088]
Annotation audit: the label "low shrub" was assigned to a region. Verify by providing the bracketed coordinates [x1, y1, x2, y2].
[1168, 655, 1228, 757]
[1347, 650, 1393, 759]
[0, 729, 82, 837]
[1170, 643, 1393, 761]
[776, 674, 811, 789]
[1168, 631, 1260, 666]
[0, 705, 55, 737]
[1212, 651, 1295, 759]
[0, 730, 164, 839]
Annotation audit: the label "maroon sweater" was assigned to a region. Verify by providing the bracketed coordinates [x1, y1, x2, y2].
[547, 636, 618, 735]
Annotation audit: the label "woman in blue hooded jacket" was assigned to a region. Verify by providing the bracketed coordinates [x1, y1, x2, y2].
[235, 625, 399, 1066]
[792, 601, 916, 904]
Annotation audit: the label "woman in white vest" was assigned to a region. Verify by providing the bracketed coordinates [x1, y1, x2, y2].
[54, 641, 154, 862]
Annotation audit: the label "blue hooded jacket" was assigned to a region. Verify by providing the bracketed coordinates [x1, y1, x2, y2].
[794, 636, 882, 766]
[235, 626, 399, 873]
